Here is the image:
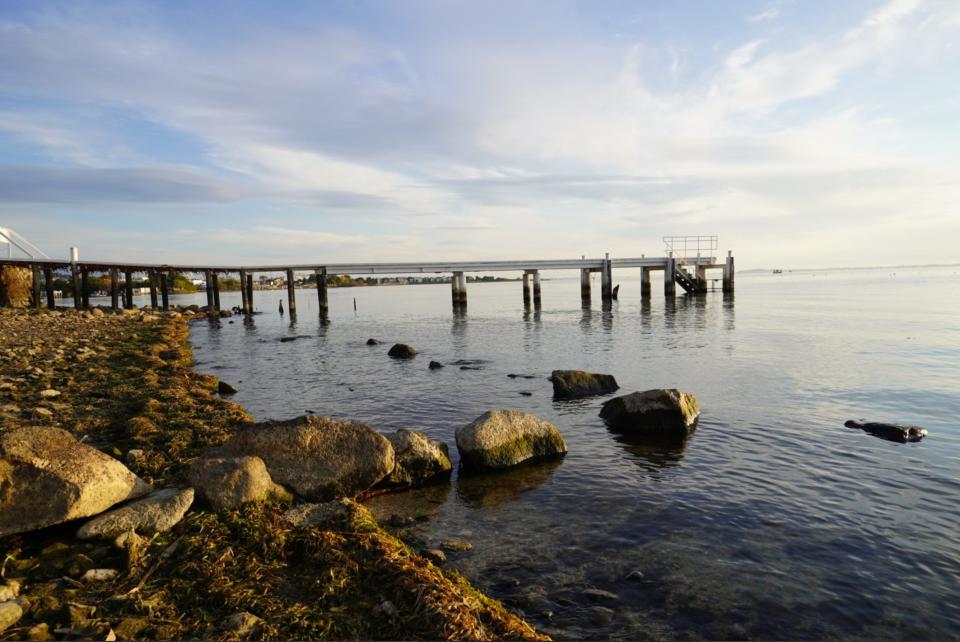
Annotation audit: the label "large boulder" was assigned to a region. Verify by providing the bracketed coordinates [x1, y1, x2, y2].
[551, 370, 619, 399]
[388, 343, 417, 359]
[76, 487, 194, 540]
[216, 416, 395, 501]
[0, 427, 152, 537]
[599, 389, 700, 439]
[188, 456, 292, 511]
[455, 410, 567, 470]
[383, 429, 452, 486]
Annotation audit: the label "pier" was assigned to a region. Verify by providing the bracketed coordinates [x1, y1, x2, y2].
[0, 233, 733, 317]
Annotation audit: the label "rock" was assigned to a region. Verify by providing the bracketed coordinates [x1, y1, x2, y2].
[366, 338, 379, 345]
[81, 568, 118, 583]
[30, 407, 53, 420]
[583, 588, 618, 602]
[550, 370, 619, 399]
[91, 308, 105, 318]
[223, 612, 263, 639]
[599, 389, 700, 439]
[217, 380, 238, 395]
[440, 537, 473, 552]
[455, 410, 567, 470]
[625, 569, 644, 581]
[0, 589, 15, 604]
[112, 618, 148, 640]
[26, 622, 53, 641]
[428, 360, 444, 370]
[591, 606, 615, 626]
[113, 531, 146, 569]
[379, 600, 397, 617]
[39, 389, 61, 399]
[423, 549, 447, 564]
[76, 488, 194, 539]
[383, 429, 452, 486]
[387, 343, 417, 359]
[189, 457, 291, 511]
[282, 499, 376, 532]
[216, 416, 395, 500]
[124, 449, 145, 466]
[0, 427, 152, 537]
[844, 420, 928, 443]
[0, 600, 23, 633]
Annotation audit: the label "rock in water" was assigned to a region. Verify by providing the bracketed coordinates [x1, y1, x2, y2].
[844, 420, 927, 443]
[217, 380, 238, 395]
[366, 338, 379, 345]
[216, 416, 395, 500]
[551, 370, 619, 399]
[599, 389, 700, 439]
[428, 360, 445, 370]
[383, 429, 452, 486]
[188, 456, 292, 511]
[0, 427, 152, 537]
[388, 343, 417, 359]
[455, 410, 567, 470]
[76, 488, 194, 540]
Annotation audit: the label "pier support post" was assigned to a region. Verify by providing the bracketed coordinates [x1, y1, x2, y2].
[532, 270, 542, 308]
[211, 273, 221, 312]
[286, 268, 296, 316]
[580, 268, 591, 303]
[239, 270, 249, 315]
[71, 264, 81, 310]
[160, 271, 169, 311]
[641, 267, 651, 299]
[665, 255, 676, 297]
[522, 271, 531, 307]
[31, 265, 41, 309]
[110, 269, 119, 310]
[601, 253, 613, 302]
[451, 271, 466, 307]
[148, 270, 158, 308]
[246, 273, 254, 313]
[124, 270, 134, 308]
[459, 272, 468, 306]
[80, 268, 89, 309]
[43, 267, 55, 309]
[316, 268, 328, 317]
[723, 251, 735, 293]
[204, 270, 214, 310]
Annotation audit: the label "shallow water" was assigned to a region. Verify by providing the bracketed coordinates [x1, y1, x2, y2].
[136, 267, 959, 639]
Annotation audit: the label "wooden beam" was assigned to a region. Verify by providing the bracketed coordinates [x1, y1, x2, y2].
[31, 264, 42, 309]
[43, 267, 55, 309]
[124, 270, 134, 308]
[160, 271, 170, 311]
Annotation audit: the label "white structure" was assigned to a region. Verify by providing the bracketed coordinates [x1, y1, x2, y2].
[0, 227, 49, 259]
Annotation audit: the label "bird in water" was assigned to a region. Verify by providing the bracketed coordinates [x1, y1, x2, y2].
[279, 299, 284, 315]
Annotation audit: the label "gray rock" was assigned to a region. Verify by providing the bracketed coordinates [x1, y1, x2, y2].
[282, 499, 375, 531]
[428, 360, 444, 370]
[423, 549, 447, 564]
[366, 338, 379, 345]
[0, 427, 152, 537]
[189, 456, 292, 511]
[388, 343, 417, 359]
[216, 416, 395, 500]
[583, 588, 619, 601]
[76, 488, 194, 539]
[551, 369, 619, 399]
[440, 537, 473, 552]
[223, 612, 263, 639]
[383, 429, 452, 486]
[844, 420, 928, 443]
[591, 606, 615, 626]
[455, 410, 567, 470]
[0, 601, 23, 633]
[599, 389, 700, 439]
[82, 568, 118, 582]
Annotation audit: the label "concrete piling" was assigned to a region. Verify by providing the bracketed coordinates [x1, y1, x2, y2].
[160, 271, 169, 311]
[246, 273, 254, 313]
[80, 268, 90, 309]
[148, 270, 158, 308]
[532, 270, 542, 308]
[31, 265, 41, 309]
[641, 267, 651, 299]
[71, 264, 81, 310]
[522, 271, 531, 307]
[211, 273, 221, 312]
[580, 268, 591, 303]
[723, 250, 735, 293]
[317, 268, 328, 317]
[239, 269, 249, 315]
[601, 253, 613, 302]
[456, 272, 467, 306]
[286, 268, 296, 316]
[451, 272, 461, 307]
[664, 255, 676, 297]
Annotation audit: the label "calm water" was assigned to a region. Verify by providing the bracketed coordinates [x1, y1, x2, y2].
[135, 267, 959, 639]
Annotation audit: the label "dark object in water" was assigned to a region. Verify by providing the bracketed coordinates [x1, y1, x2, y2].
[280, 337, 297, 343]
[429, 361, 444, 370]
[366, 338, 379, 345]
[844, 420, 927, 443]
[217, 380, 238, 395]
[612, 284, 619, 300]
[388, 343, 417, 359]
[279, 299, 284, 314]
[507, 374, 537, 379]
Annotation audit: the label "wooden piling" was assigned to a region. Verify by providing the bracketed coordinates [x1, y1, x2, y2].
[110, 268, 119, 310]
[31, 264, 41, 309]
[204, 270, 214, 310]
[452, 272, 461, 307]
[211, 273, 221, 311]
[601, 253, 612, 302]
[317, 268, 328, 317]
[532, 270, 542, 308]
[580, 268, 591, 303]
[71, 263, 81, 310]
[522, 272, 531, 307]
[723, 251, 735, 293]
[148, 270, 158, 308]
[664, 256, 676, 297]
[246, 273, 254, 313]
[160, 271, 169, 311]
[43, 267, 55, 309]
[239, 270, 249, 315]
[458, 272, 467, 306]
[286, 268, 296, 315]
[640, 267, 651, 298]
[124, 270, 134, 308]
[80, 268, 90, 309]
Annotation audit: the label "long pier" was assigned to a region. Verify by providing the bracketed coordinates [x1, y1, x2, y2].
[0, 249, 734, 316]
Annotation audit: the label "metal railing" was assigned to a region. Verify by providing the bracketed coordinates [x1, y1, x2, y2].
[0, 226, 49, 259]
[662, 235, 717, 261]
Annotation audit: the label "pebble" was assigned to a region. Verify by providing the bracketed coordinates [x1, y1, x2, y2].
[591, 605, 615, 626]
[39, 389, 61, 398]
[440, 538, 473, 552]
[582, 588, 619, 601]
[26, 622, 53, 641]
[380, 600, 397, 617]
[82, 569, 118, 583]
[31, 407, 54, 419]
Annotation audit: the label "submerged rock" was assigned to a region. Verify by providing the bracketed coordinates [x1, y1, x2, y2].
[550, 369, 619, 399]
[383, 429, 452, 486]
[455, 410, 567, 470]
[599, 389, 700, 439]
[388, 343, 417, 359]
[428, 360, 445, 370]
[189, 456, 292, 511]
[366, 338, 380, 345]
[0, 427, 152, 537]
[844, 420, 927, 443]
[216, 415, 395, 500]
[217, 380, 238, 395]
[77, 488, 194, 540]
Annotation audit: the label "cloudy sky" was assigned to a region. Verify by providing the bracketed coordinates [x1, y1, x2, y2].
[1, 0, 958, 268]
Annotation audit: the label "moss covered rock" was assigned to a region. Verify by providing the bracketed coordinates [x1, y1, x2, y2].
[383, 429, 452, 486]
[189, 456, 292, 511]
[551, 369, 619, 399]
[455, 410, 567, 470]
[599, 389, 700, 439]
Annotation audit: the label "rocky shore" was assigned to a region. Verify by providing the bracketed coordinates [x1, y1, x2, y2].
[0, 308, 546, 641]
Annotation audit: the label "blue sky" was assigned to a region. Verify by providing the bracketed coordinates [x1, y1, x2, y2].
[1, 0, 958, 268]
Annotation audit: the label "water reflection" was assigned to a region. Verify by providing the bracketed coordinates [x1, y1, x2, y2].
[608, 429, 692, 472]
[365, 481, 452, 525]
[456, 457, 564, 509]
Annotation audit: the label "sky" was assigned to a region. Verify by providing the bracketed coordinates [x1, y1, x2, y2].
[1, 0, 958, 269]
